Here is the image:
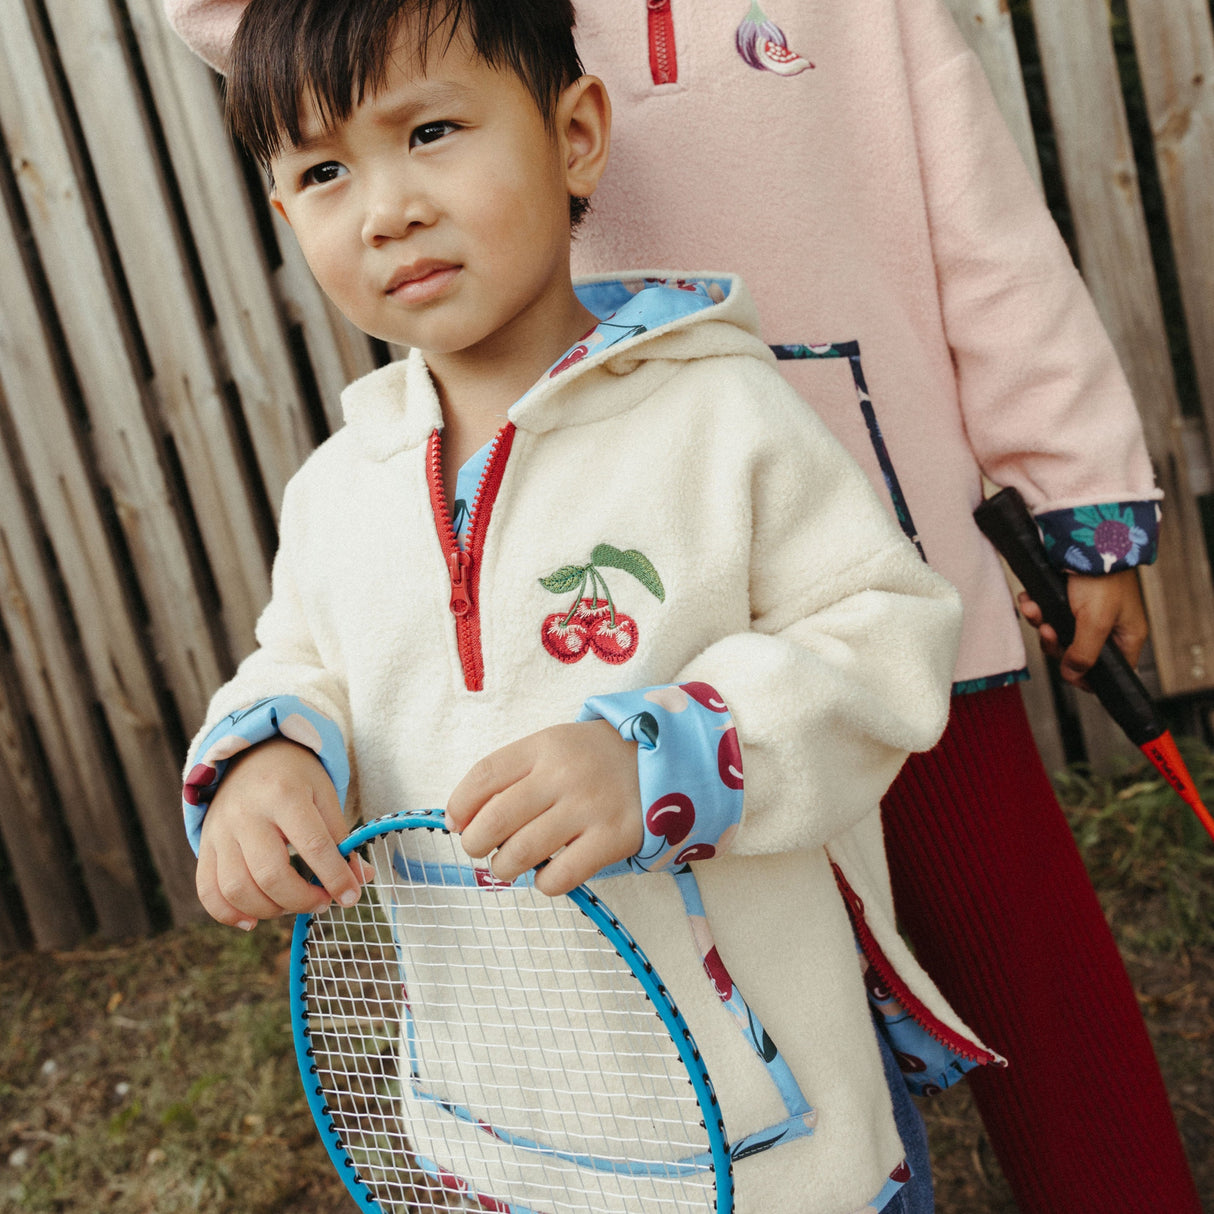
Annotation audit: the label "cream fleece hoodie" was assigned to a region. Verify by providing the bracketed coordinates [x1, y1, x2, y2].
[192, 274, 996, 1211]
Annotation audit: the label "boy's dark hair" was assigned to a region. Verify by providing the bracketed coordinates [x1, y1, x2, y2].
[227, 0, 589, 226]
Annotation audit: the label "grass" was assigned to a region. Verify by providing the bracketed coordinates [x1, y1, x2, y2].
[0, 925, 345, 1212]
[1, 743, 1211, 1212]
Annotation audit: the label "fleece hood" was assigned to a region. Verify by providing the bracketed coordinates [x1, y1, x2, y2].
[338, 272, 772, 461]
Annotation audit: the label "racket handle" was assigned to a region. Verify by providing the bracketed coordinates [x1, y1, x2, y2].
[974, 487, 1164, 747]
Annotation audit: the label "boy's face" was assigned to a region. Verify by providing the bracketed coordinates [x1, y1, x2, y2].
[270, 21, 602, 365]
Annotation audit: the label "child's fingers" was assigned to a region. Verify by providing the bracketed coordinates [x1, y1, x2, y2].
[446, 737, 536, 833]
[195, 842, 263, 929]
[455, 776, 554, 862]
[1064, 571, 1147, 678]
[197, 829, 318, 926]
[283, 794, 365, 909]
[531, 834, 608, 897]
[1016, 589, 1044, 630]
[479, 807, 570, 884]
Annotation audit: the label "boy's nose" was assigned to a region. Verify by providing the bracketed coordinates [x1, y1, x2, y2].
[361, 179, 436, 246]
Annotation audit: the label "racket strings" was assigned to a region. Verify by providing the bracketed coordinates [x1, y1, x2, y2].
[300, 826, 721, 1212]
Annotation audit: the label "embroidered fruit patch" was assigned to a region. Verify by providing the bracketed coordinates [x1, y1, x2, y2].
[539, 544, 664, 665]
[735, 2, 814, 76]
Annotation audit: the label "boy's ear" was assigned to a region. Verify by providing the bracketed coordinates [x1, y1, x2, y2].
[558, 75, 611, 201]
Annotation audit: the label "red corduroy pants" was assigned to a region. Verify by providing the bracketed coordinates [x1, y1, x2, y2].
[882, 684, 1201, 1212]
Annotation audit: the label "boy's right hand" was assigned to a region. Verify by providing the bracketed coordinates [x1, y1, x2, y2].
[195, 737, 367, 928]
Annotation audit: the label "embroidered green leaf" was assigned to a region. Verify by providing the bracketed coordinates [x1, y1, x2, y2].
[590, 544, 665, 601]
[539, 565, 586, 594]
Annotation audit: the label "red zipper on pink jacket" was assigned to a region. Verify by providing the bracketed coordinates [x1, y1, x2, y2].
[647, 0, 678, 84]
[426, 423, 516, 692]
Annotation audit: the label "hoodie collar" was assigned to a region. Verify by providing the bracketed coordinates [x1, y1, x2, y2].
[339, 272, 770, 459]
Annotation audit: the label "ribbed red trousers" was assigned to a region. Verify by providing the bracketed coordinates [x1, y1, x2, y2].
[881, 684, 1201, 1212]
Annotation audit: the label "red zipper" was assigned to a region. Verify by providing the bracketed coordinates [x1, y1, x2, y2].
[426, 423, 516, 692]
[647, 0, 678, 85]
[831, 862, 1002, 1068]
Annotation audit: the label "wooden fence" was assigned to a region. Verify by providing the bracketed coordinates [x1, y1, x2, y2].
[0, 0, 1211, 952]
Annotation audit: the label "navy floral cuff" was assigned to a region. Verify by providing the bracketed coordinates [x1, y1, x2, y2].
[576, 682, 744, 873]
[182, 695, 349, 854]
[1035, 500, 1160, 574]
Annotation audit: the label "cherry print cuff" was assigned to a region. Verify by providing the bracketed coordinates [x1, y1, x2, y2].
[576, 682, 744, 874]
[1035, 499, 1160, 575]
[182, 695, 349, 854]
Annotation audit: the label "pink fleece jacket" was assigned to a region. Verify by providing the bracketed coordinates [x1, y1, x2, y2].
[161, 0, 1160, 686]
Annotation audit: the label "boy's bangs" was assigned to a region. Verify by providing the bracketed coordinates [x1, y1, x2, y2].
[229, 0, 457, 163]
[227, 0, 584, 164]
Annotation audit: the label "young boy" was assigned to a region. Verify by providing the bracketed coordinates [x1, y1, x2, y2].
[181, 0, 999, 1209]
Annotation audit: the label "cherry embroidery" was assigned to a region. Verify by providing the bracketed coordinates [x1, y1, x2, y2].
[541, 612, 590, 664]
[539, 544, 664, 665]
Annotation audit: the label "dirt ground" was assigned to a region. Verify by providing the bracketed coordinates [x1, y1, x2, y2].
[2, 757, 1211, 1212]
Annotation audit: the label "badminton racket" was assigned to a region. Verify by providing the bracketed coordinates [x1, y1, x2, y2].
[975, 486, 1214, 842]
[291, 808, 740, 1213]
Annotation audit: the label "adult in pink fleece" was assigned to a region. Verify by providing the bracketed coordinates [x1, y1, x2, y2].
[161, 1, 1201, 1209]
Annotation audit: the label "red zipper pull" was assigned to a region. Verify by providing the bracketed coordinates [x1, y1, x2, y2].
[647, 0, 678, 85]
[448, 550, 472, 617]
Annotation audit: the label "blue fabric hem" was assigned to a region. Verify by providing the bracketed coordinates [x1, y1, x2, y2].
[181, 695, 349, 854]
[951, 668, 1028, 697]
[576, 682, 743, 873]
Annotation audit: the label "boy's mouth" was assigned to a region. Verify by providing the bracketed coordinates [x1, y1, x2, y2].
[385, 261, 460, 303]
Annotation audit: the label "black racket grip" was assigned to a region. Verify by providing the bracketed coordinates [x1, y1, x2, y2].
[974, 487, 1164, 747]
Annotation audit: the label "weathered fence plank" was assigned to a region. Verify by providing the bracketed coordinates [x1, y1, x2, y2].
[0, 658, 86, 952]
[941, 0, 1042, 183]
[0, 0, 200, 926]
[1126, 0, 1214, 449]
[0, 383, 150, 943]
[0, 0, 228, 732]
[39, 0, 269, 672]
[125, 0, 322, 519]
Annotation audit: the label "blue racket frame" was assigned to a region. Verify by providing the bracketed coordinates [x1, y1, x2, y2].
[290, 808, 734, 1213]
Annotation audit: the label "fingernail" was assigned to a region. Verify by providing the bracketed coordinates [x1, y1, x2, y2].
[339, 888, 360, 907]
[236, 919, 256, 932]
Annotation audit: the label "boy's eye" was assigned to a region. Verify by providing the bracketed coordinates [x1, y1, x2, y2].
[410, 121, 459, 148]
[300, 161, 347, 188]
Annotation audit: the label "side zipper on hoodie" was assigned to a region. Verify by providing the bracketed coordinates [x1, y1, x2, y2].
[426, 423, 516, 692]
[831, 862, 1002, 1070]
[647, 0, 678, 84]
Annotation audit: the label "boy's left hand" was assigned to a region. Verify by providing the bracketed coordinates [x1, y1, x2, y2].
[446, 720, 643, 896]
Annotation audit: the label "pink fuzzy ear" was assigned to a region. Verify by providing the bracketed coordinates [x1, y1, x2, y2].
[162, 0, 248, 73]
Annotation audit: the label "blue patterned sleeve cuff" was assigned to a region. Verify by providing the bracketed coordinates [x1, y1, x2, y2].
[182, 695, 350, 855]
[1035, 500, 1161, 575]
[576, 682, 744, 873]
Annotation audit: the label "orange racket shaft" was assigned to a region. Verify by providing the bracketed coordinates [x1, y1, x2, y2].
[975, 487, 1214, 844]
